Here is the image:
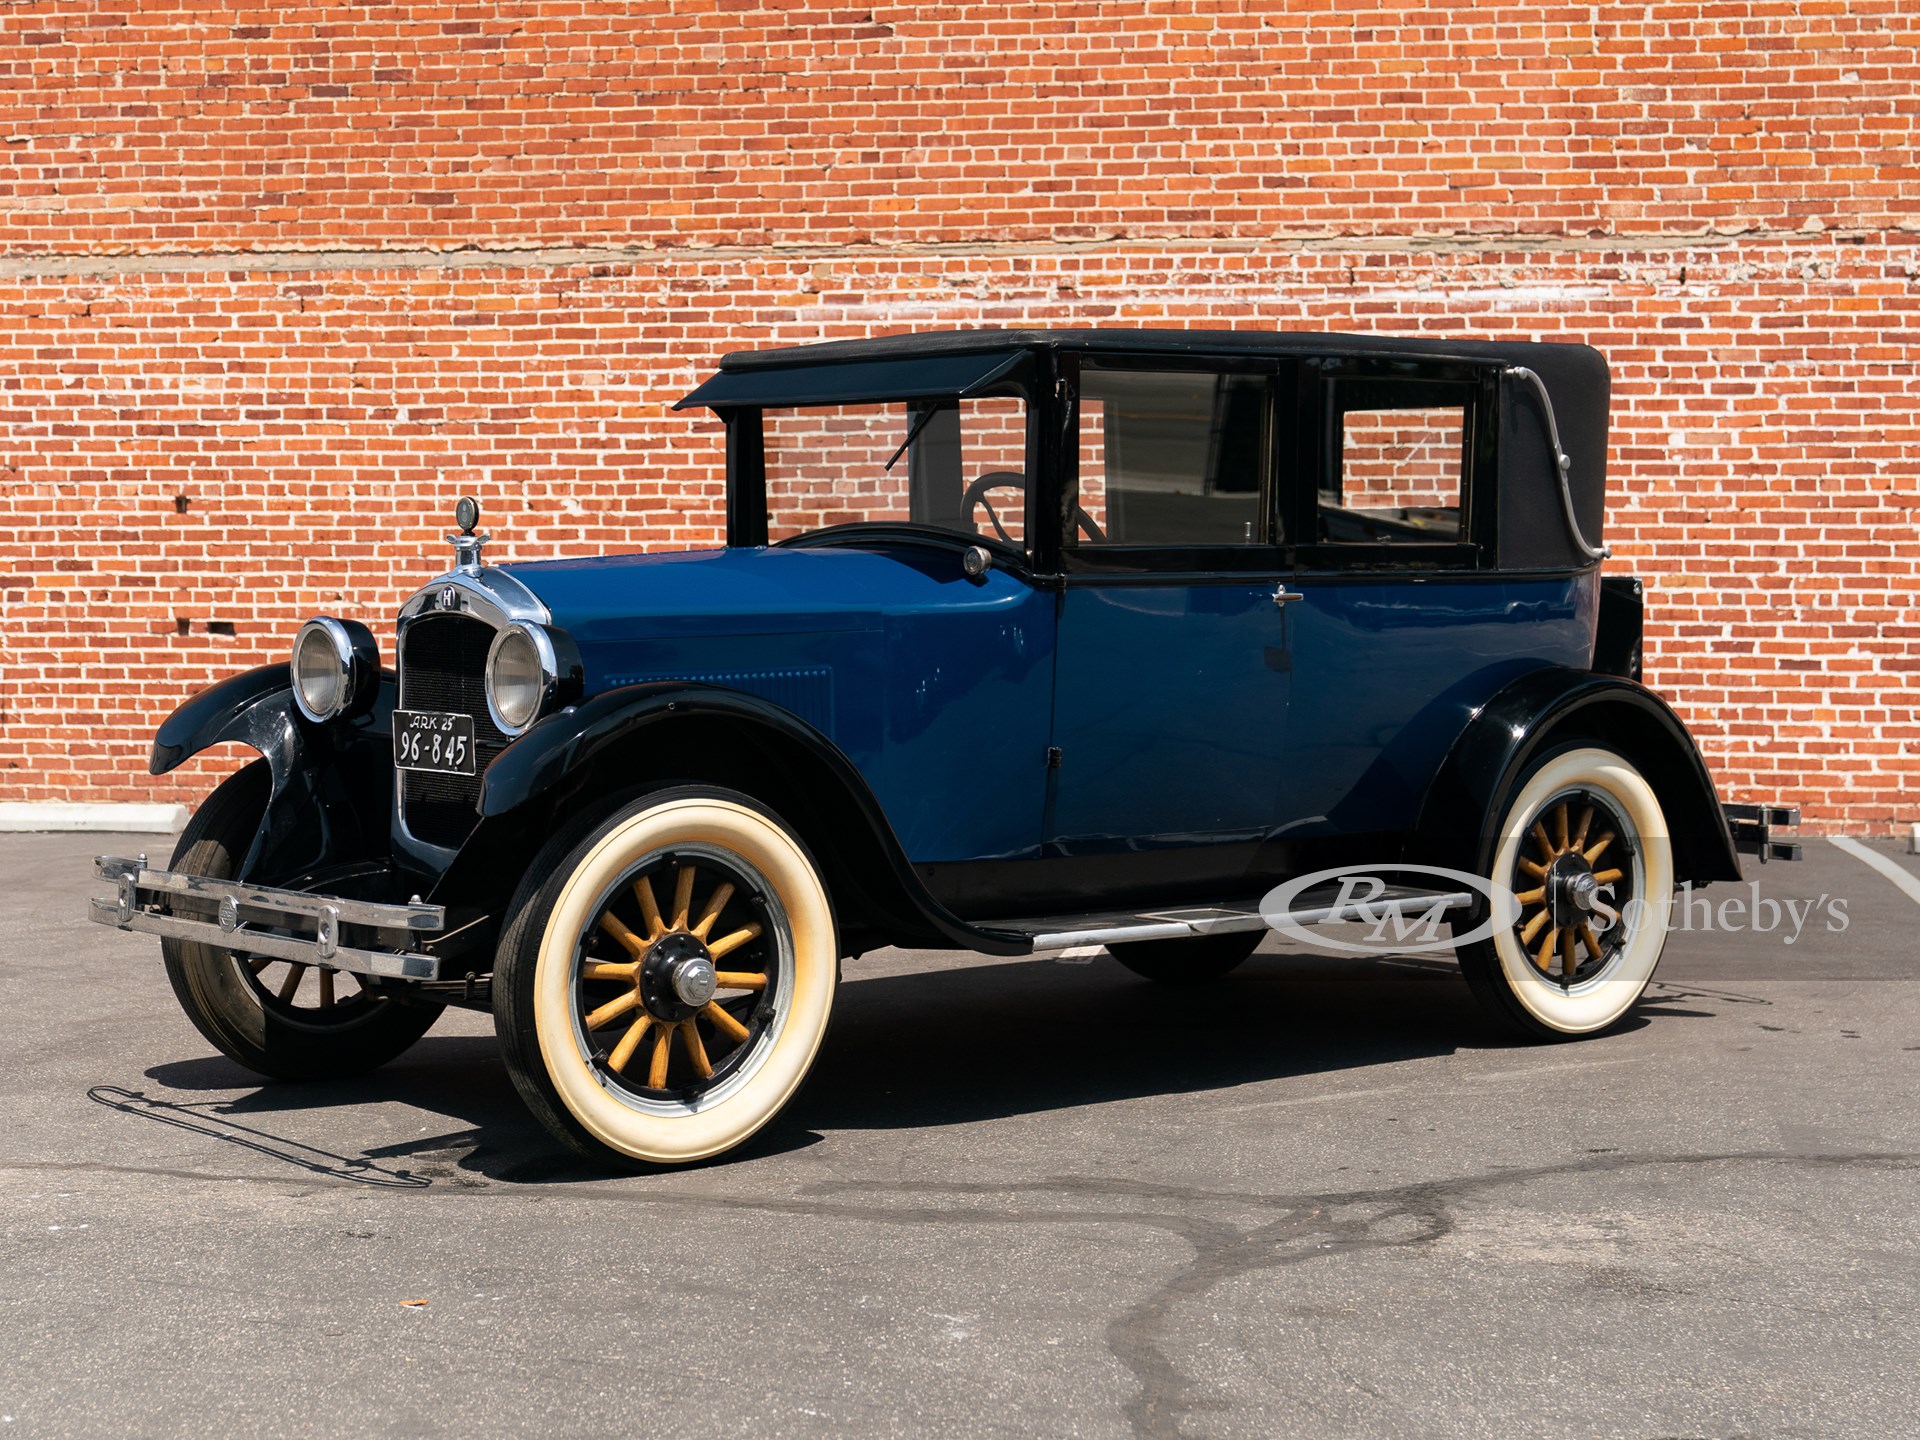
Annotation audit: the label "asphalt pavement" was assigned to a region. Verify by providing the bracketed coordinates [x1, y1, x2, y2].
[2, 832, 1916, 1439]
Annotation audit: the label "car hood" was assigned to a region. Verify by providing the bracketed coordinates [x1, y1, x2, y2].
[501, 544, 1005, 645]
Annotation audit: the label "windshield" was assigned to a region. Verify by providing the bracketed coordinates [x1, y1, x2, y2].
[763, 393, 1029, 547]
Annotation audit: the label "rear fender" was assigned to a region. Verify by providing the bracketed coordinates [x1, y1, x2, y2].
[1413, 666, 1741, 885]
[436, 682, 1026, 955]
[149, 663, 398, 886]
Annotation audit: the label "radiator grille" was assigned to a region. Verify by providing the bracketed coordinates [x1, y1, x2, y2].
[398, 613, 509, 849]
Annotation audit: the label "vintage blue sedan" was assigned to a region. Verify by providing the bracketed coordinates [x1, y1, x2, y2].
[92, 329, 1793, 1167]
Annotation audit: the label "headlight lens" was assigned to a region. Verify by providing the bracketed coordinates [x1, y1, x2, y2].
[485, 624, 551, 734]
[291, 620, 349, 721]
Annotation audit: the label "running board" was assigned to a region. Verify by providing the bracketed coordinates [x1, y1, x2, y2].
[994, 883, 1474, 954]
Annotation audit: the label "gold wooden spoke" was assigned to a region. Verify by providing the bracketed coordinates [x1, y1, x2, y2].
[1553, 802, 1570, 852]
[1560, 926, 1578, 979]
[647, 1026, 672, 1088]
[1572, 804, 1595, 851]
[1517, 857, 1548, 881]
[672, 865, 697, 932]
[598, 912, 649, 959]
[633, 875, 666, 939]
[1519, 908, 1552, 946]
[692, 882, 735, 941]
[1530, 821, 1555, 860]
[1583, 831, 1615, 865]
[713, 970, 767, 991]
[1577, 921, 1604, 960]
[708, 922, 763, 961]
[1534, 924, 1560, 974]
[1591, 868, 1624, 886]
[581, 960, 638, 982]
[1515, 886, 1546, 907]
[277, 964, 307, 1002]
[607, 1015, 652, 1074]
[680, 1021, 713, 1080]
[703, 1001, 751, 1044]
[318, 969, 335, 1009]
[585, 990, 639, 1031]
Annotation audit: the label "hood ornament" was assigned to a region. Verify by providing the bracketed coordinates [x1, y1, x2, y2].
[447, 495, 489, 573]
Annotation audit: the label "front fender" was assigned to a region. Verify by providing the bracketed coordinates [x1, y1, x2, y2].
[441, 682, 1026, 955]
[148, 664, 399, 886]
[1414, 666, 1741, 885]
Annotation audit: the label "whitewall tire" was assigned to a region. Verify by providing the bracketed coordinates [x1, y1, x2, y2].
[494, 787, 837, 1167]
[1457, 745, 1674, 1038]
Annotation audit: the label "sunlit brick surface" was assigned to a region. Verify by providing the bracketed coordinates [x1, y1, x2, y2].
[1, 3, 1915, 832]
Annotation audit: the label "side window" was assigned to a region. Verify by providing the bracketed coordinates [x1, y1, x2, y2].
[1073, 368, 1272, 547]
[761, 393, 1029, 546]
[1320, 379, 1472, 545]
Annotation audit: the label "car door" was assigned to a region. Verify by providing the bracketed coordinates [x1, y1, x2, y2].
[1275, 359, 1589, 849]
[1046, 356, 1292, 881]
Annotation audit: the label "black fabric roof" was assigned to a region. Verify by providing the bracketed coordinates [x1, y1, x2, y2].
[708, 326, 1603, 376]
[674, 348, 1026, 411]
[677, 327, 1612, 572]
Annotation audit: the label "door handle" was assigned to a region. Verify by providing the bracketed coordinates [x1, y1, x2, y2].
[1272, 586, 1305, 608]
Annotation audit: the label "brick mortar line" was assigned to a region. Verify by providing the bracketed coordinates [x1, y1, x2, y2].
[0, 228, 1911, 280]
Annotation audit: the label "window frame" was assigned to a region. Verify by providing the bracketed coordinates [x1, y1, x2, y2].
[1057, 351, 1287, 577]
[1287, 357, 1497, 572]
[722, 371, 1044, 566]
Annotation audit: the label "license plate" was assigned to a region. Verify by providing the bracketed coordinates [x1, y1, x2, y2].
[393, 710, 477, 775]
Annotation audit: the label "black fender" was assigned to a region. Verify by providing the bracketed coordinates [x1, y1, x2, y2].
[149, 664, 399, 887]
[433, 681, 1028, 956]
[1412, 665, 1741, 885]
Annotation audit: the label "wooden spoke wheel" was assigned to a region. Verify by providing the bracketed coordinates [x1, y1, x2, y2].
[1507, 789, 1637, 990]
[237, 956, 374, 1022]
[571, 848, 781, 1104]
[494, 787, 837, 1169]
[159, 760, 443, 1081]
[1456, 745, 1673, 1040]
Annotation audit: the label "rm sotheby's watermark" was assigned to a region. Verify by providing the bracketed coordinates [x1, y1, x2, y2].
[1259, 865, 1850, 955]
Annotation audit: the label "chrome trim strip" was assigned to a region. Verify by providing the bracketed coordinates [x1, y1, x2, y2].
[1012, 890, 1473, 953]
[94, 857, 445, 931]
[87, 899, 445, 982]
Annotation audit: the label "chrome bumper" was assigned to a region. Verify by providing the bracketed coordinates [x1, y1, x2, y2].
[89, 856, 451, 981]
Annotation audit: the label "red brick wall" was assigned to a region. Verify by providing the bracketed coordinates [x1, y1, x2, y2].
[2, 3, 1916, 833]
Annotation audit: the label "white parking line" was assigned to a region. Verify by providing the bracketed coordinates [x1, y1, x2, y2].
[1828, 836, 1920, 909]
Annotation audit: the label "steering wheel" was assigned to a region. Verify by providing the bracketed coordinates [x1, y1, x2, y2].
[960, 471, 1107, 546]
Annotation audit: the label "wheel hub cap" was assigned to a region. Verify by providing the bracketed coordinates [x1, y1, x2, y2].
[639, 933, 718, 1022]
[1548, 860, 1601, 923]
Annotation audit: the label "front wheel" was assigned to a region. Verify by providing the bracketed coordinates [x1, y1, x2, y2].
[160, 760, 444, 1080]
[1455, 745, 1674, 1039]
[492, 786, 838, 1168]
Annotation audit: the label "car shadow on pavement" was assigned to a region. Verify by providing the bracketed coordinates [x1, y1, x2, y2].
[132, 951, 1673, 1183]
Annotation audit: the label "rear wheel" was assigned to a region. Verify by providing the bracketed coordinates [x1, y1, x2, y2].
[1109, 930, 1263, 984]
[492, 786, 838, 1169]
[160, 761, 443, 1080]
[1456, 745, 1674, 1039]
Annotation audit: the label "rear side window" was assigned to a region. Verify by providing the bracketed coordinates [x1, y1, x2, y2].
[1073, 368, 1271, 547]
[1320, 378, 1472, 544]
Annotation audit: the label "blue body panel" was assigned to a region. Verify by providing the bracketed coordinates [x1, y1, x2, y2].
[505, 546, 1054, 864]
[1281, 572, 1598, 836]
[1047, 570, 1597, 855]
[506, 544, 1597, 877]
